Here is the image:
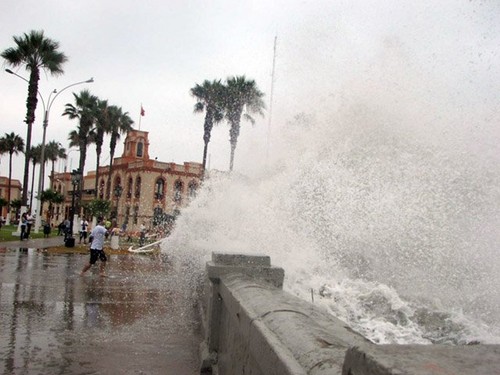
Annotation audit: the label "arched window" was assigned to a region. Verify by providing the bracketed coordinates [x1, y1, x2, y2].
[174, 180, 183, 202]
[155, 178, 165, 199]
[135, 176, 141, 198]
[133, 205, 139, 224]
[188, 180, 198, 198]
[113, 176, 122, 198]
[124, 206, 130, 225]
[127, 177, 133, 198]
[137, 142, 143, 157]
[99, 179, 105, 199]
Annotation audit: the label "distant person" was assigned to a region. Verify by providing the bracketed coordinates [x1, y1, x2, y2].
[139, 222, 147, 246]
[79, 218, 89, 244]
[80, 216, 108, 277]
[25, 211, 33, 239]
[20, 213, 28, 241]
[43, 223, 51, 238]
[57, 221, 65, 236]
[63, 218, 71, 240]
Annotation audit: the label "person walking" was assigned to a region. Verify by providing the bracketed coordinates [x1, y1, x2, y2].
[25, 211, 33, 239]
[20, 213, 28, 241]
[80, 216, 108, 277]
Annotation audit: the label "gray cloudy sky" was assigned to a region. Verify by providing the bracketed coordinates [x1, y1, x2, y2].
[1, 0, 499, 185]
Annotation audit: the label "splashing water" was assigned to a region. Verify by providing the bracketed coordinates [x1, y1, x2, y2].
[163, 1, 500, 345]
[164, 111, 500, 344]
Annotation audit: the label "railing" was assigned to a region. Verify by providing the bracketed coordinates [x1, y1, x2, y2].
[199, 253, 500, 375]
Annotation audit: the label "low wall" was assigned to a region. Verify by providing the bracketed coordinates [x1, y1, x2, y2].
[199, 253, 500, 375]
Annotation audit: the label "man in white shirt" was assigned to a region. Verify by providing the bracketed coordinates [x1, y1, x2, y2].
[80, 216, 108, 276]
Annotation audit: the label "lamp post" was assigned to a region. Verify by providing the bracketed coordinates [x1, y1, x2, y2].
[66, 169, 81, 247]
[5, 69, 94, 233]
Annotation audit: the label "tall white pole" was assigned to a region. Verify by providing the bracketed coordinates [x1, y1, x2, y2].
[266, 36, 277, 163]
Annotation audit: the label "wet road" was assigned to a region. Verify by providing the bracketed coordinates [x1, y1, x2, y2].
[0, 248, 202, 374]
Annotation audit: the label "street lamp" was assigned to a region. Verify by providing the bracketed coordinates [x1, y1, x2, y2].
[5, 69, 94, 233]
[66, 169, 81, 247]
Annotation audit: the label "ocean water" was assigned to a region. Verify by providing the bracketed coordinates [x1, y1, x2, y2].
[162, 0, 500, 345]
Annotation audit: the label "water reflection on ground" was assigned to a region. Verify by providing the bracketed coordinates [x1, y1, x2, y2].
[0, 248, 201, 374]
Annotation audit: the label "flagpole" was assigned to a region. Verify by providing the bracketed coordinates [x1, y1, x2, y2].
[266, 35, 277, 164]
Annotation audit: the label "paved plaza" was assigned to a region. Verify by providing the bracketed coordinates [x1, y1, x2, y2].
[0, 240, 201, 374]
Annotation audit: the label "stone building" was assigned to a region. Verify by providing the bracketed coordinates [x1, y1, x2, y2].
[0, 176, 22, 220]
[50, 129, 202, 231]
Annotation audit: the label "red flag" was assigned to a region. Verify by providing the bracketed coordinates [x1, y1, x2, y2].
[140, 105, 145, 116]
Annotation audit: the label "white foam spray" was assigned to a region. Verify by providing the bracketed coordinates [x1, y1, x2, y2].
[163, 0, 500, 344]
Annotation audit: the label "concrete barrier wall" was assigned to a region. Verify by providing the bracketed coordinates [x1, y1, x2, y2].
[199, 253, 500, 375]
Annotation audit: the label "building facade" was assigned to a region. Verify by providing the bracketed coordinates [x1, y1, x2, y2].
[50, 130, 202, 231]
[0, 176, 22, 220]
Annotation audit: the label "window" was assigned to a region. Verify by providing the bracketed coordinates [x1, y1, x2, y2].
[127, 177, 133, 198]
[133, 205, 139, 224]
[135, 176, 141, 198]
[155, 178, 165, 199]
[124, 206, 130, 225]
[113, 176, 122, 198]
[174, 180, 183, 202]
[137, 142, 143, 157]
[188, 181, 198, 198]
[99, 179, 105, 199]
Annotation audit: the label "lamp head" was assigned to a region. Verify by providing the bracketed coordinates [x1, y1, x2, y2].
[86, 77, 94, 83]
[5, 69, 14, 74]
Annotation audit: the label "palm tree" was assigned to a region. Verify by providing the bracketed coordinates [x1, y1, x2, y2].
[0, 132, 25, 224]
[28, 144, 42, 211]
[106, 105, 133, 199]
[0, 141, 9, 220]
[190, 79, 226, 172]
[44, 141, 66, 189]
[1, 30, 68, 206]
[224, 76, 265, 171]
[63, 89, 98, 211]
[91, 99, 110, 197]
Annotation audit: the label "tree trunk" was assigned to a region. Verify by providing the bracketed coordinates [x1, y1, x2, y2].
[7, 153, 12, 224]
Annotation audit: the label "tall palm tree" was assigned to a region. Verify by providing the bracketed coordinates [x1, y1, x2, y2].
[190, 79, 226, 172]
[63, 89, 98, 211]
[0, 140, 7, 175]
[1, 30, 68, 206]
[224, 76, 265, 171]
[44, 141, 67, 189]
[28, 144, 42, 211]
[0, 132, 25, 224]
[91, 99, 110, 197]
[106, 105, 133, 199]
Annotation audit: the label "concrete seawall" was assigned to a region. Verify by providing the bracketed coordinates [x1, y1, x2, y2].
[199, 253, 500, 375]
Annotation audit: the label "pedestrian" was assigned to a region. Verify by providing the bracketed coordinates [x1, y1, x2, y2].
[57, 221, 65, 236]
[79, 217, 89, 244]
[25, 211, 33, 239]
[63, 218, 71, 241]
[80, 216, 108, 277]
[43, 223, 51, 238]
[20, 213, 28, 241]
[139, 222, 147, 246]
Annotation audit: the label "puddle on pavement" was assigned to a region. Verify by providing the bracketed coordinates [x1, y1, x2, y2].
[0, 248, 202, 374]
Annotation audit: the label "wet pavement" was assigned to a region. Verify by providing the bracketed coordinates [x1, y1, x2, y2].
[0, 242, 202, 375]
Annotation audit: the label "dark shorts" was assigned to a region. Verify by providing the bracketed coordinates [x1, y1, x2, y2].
[89, 249, 107, 264]
[80, 231, 88, 239]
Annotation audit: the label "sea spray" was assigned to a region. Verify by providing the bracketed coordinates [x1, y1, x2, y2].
[162, 0, 499, 344]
